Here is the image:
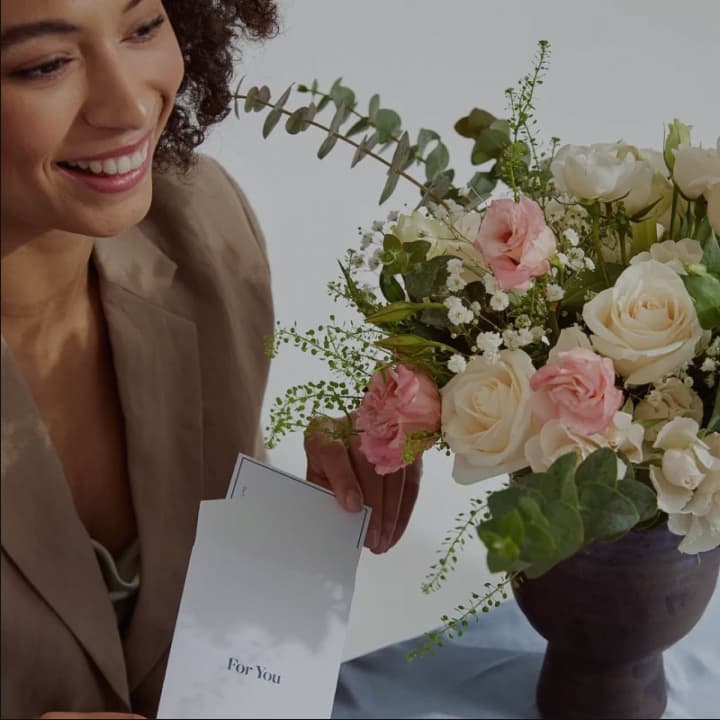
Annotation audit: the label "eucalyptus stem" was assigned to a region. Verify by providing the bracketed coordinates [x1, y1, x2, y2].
[235, 93, 450, 209]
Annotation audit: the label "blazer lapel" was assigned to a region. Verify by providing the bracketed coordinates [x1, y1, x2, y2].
[93, 228, 204, 691]
[1, 337, 130, 706]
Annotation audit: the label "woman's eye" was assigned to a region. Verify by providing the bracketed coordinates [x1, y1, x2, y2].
[130, 15, 166, 42]
[11, 58, 70, 80]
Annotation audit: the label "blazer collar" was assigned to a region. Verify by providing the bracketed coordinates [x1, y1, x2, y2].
[1, 225, 205, 701]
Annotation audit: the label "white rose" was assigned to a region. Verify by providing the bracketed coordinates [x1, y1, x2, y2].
[629, 238, 703, 275]
[551, 143, 656, 213]
[707, 182, 720, 235]
[653, 424, 720, 553]
[548, 326, 593, 361]
[524, 411, 643, 475]
[635, 378, 705, 441]
[672, 141, 720, 199]
[582, 260, 703, 385]
[441, 350, 536, 483]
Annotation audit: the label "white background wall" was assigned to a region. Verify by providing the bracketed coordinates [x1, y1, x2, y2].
[201, 0, 720, 660]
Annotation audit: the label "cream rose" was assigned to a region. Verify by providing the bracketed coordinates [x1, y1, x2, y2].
[551, 143, 661, 215]
[548, 326, 593, 360]
[629, 238, 703, 275]
[707, 182, 720, 236]
[524, 411, 643, 475]
[672, 141, 720, 199]
[635, 378, 704, 441]
[652, 422, 720, 553]
[441, 350, 536, 483]
[582, 260, 703, 385]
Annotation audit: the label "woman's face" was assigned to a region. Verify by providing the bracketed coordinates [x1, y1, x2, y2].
[0, 0, 184, 241]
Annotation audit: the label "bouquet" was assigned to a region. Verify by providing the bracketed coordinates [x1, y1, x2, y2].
[237, 41, 720, 651]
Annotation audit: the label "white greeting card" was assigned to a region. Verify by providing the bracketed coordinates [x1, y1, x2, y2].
[157, 455, 370, 719]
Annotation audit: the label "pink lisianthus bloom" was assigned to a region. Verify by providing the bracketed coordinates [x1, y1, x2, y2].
[529, 348, 623, 435]
[474, 196, 557, 290]
[356, 364, 441, 475]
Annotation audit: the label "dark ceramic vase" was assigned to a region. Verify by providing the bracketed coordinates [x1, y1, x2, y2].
[513, 523, 720, 720]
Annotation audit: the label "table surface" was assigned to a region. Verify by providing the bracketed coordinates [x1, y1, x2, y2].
[333, 581, 719, 719]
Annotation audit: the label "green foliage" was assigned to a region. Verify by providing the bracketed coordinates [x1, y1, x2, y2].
[476, 449, 659, 578]
[683, 234, 720, 329]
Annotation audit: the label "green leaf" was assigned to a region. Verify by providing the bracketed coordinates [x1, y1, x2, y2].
[379, 172, 400, 205]
[579, 483, 639, 540]
[351, 132, 378, 167]
[330, 103, 351, 132]
[702, 233, 720, 275]
[525, 500, 584, 578]
[243, 86, 258, 112]
[562, 264, 625, 310]
[374, 109, 402, 143]
[379, 269, 405, 302]
[682, 273, 720, 329]
[404, 255, 451, 301]
[454, 108, 497, 139]
[617, 478, 658, 523]
[466, 171, 496, 200]
[366, 301, 445, 325]
[472, 128, 512, 158]
[317, 133, 339, 159]
[262, 84, 292, 138]
[375, 334, 456, 354]
[420, 170, 455, 206]
[390, 132, 412, 172]
[478, 511, 525, 573]
[368, 94, 381, 120]
[575, 448, 619, 488]
[285, 107, 308, 134]
[545, 452, 578, 487]
[346, 117, 370, 137]
[331, 84, 355, 111]
[487, 486, 527, 518]
[416, 128, 440, 156]
[404, 240, 432, 265]
[426, 143, 450, 182]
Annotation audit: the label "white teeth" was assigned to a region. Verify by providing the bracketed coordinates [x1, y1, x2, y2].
[65, 140, 149, 176]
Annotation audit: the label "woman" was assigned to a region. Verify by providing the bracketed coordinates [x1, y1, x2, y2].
[0, 1, 421, 717]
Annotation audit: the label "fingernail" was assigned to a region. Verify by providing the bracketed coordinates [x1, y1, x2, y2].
[367, 529, 379, 548]
[345, 490, 363, 513]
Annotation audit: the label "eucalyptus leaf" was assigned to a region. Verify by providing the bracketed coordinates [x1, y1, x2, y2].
[404, 255, 451, 301]
[416, 128, 440, 156]
[346, 117, 370, 137]
[351, 132, 379, 167]
[709, 385, 720, 433]
[262, 84, 292, 138]
[285, 107, 307, 134]
[368, 94, 381, 120]
[426, 143, 450, 182]
[366, 301, 444, 325]
[487, 486, 527, 518]
[390, 132, 412, 172]
[317, 133, 339, 159]
[454, 108, 497, 139]
[374, 109, 402, 143]
[575, 448, 619, 488]
[617, 478, 658, 523]
[379, 172, 400, 204]
[579, 483, 639, 540]
[243, 86, 258, 113]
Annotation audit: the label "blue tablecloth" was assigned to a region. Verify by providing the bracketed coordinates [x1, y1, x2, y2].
[333, 583, 719, 719]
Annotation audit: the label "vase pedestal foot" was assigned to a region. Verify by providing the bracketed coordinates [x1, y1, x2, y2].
[535, 644, 667, 720]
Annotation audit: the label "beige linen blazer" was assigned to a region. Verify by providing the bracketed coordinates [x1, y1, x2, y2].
[1, 156, 274, 718]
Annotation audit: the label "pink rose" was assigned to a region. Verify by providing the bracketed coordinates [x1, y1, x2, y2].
[529, 348, 623, 435]
[356, 364, 441, 474]
[474, 196, 556, 290]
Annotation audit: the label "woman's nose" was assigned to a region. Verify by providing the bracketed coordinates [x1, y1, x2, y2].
[81, 56, 152, 132]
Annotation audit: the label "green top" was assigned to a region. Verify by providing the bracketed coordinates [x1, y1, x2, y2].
[91, 538, 141, 630]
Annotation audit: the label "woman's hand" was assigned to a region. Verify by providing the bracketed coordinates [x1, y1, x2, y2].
[304, 420, 422, 554]
[40, 713, 145, 719]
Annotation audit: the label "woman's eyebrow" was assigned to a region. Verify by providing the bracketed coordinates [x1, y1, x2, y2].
[0, 0, 144, 51]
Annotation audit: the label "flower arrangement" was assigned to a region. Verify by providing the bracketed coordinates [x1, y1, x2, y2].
[237, 41, 720, 651]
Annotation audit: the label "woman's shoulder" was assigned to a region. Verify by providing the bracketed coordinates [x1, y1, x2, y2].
[144, 154, 269, 272]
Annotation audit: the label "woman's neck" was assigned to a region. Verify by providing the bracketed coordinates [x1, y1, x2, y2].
[1, 226, 97, 363]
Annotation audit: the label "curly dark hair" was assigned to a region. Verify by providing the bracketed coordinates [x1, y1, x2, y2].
[156, 0, 279, 171]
